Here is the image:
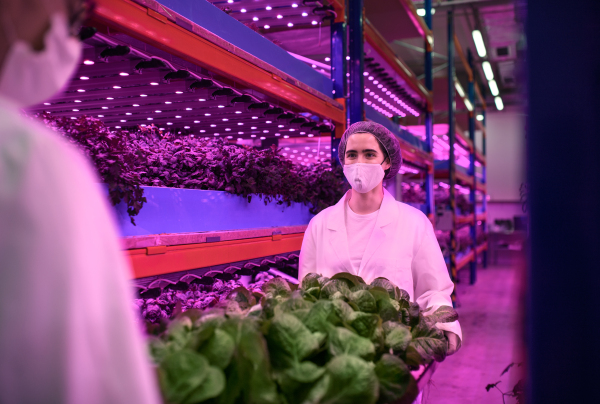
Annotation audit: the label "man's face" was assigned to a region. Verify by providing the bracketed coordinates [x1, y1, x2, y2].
[0, 0, 80, 68]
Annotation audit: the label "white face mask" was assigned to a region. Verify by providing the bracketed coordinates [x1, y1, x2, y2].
[0, 13, 82, 109]
[343, 163, 385, 194]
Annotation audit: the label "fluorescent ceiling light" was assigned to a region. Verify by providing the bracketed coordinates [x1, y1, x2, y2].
[455, 81, 465, 98]
[464, 99, 474, 112]
[494, 96, 504, 111]
[476, 114, 484, 121]
[482, 61, 494, 81]
[472, 30, 487, 57]
[488, 79, 499, 96]
[416, 8, 435, 17]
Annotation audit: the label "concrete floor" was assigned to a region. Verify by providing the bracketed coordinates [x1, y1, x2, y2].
[422, 262, 526, 404]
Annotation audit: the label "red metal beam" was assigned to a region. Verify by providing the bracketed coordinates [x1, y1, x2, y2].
[126, 233, 305, 279]
[89, 0, 345, 124]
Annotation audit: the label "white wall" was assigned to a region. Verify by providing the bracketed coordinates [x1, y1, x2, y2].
[484, 107, 526, 202]
[481, 107, 527, 222]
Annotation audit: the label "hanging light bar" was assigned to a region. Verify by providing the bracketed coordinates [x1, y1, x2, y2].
[472, 30, 487, 58]
[494, 96, 504, 111]
[488, 80, 500, 96]
[482, 61, 494, 81]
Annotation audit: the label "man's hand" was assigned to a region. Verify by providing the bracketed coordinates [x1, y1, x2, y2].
[445, 331, 461, 355]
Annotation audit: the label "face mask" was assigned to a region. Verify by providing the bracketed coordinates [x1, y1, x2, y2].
[0, 13, 82, 109]
[343, 163, 385, 194]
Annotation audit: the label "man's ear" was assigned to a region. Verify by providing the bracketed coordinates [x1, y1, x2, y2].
[382, 158, 392, 171]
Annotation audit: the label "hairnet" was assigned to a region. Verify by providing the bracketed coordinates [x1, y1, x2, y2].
[338, 121, 402, 180]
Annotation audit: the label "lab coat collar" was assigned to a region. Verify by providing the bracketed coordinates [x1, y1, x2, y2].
[326, 191, 354, 274]
[326, 189, 399, 276]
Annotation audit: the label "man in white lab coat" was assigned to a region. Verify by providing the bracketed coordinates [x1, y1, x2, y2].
[0, 0, 161, 402]
[299, 121, 462, 353]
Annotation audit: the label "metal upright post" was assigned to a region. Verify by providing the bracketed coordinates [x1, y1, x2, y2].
[424, 0, 435, 219]
[330, 2, 347, 166]
[447, 8, 457, 305]
[482, 110, 488, 267]
[348, 0, 364, 124]
[468, 49, 477, 285]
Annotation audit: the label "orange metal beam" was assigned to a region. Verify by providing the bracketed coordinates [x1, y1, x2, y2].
[397, 0, 432, 42]
[454, 34, 473, 82]
[364, 20, 432, 109]
[474, 82, 487, 110]
[456, 215, 474, 226]
[398, 136, 434, 168]
[456, 251, 475, 270]
[89, 0, 345, 124]
[126, 233, 305, 279]
[476, 242, 488, 255]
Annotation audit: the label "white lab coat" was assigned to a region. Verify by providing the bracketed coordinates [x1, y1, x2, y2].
[299, 188, 462, 340]
[0, 99, 161, 403]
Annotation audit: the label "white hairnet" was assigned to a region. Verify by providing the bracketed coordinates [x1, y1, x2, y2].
[338, 121, 402, 180]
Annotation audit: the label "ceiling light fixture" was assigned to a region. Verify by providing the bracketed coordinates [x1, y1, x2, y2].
[482, 61, 494, 81]
[488, 79, 499, 96]
[472, 30, 487, 57]
[494, 96, 504, 110]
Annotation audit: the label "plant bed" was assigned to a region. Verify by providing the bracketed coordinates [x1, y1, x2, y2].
[108, 185, 314, 237]
[143, 272, 458, 404]
[39, 114, 348, 225]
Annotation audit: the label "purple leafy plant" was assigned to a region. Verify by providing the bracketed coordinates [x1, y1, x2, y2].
[39, 114, 348, 223]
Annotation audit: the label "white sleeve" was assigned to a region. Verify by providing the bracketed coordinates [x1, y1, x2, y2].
[0, 119, 161, 403]
[411, 214, 463, 341]
[298, 218, 318, 282]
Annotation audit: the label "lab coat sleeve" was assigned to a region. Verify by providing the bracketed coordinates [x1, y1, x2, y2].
[298, 218, 318, 282]
[411, 214, 463, 342]
[0, 116, 161, 404]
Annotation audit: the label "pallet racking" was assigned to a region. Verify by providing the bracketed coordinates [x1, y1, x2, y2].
[29, 0, 349, 284]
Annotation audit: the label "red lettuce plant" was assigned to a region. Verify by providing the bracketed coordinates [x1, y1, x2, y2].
[40, 114, 147, 224]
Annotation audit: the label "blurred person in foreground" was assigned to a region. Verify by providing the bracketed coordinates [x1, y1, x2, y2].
[0, 0, 161, 402]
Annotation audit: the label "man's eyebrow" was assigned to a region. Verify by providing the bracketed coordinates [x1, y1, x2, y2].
[345, 148, 379, 153]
